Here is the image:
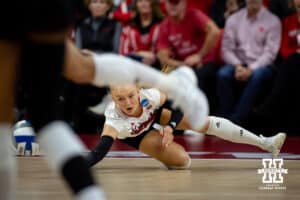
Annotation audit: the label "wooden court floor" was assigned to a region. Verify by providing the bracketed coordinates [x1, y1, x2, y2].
[17, 157, 300, 200]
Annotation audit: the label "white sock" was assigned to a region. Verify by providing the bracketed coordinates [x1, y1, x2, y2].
[37, 121, 85, 171]
[76, 186, 106, 200]
[0, 124, 16, 200]
[92, 53, 175, 92]
[206, 116, 264, 149]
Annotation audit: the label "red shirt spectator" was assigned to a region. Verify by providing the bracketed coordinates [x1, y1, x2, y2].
[112, 0, 134, 24]
[160, 0, 214, 17]
[186, 0, 213, 15]
[157, 8, 217, 63]
[280, 14, 300, 59]
[159, 0, 167, 15]
[119, 0, 164, 66]
[120, 22, 160, 54]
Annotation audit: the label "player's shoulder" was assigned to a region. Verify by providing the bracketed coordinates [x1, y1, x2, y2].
[140, 88, 161, 107]
[263, 8, 281, 25]
[140, 88, 160, 98]
[227, 8, 245, 22]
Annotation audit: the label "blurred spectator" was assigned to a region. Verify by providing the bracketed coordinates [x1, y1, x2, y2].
[211, 0, 245, 28]
[268, 0, 295, 20]
[159, 0, 215, 15]
[218, 0, 281, 125]
[159, 0, 167, 15]
[224, 0, 242, 19]
[110, 0, 134, 24]
[76, 0, 121, 53]
[156, 0, 221, 114]
[72, 0, 91, 26]
[119, 0, 164, 67]
[249, 0, 300, 134]
[186, 0, 214, 15]
[280, 4, 300, 59]
[249, 53, 300, 134]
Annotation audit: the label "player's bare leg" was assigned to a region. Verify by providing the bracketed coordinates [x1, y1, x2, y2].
[0, 41, 20, 200]
[139, 130, 191, 169]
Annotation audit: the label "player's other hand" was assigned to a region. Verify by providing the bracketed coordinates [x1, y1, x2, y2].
[159, 125, 174, 149]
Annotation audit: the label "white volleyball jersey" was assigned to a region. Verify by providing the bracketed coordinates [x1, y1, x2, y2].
[104, 88, 161, 139]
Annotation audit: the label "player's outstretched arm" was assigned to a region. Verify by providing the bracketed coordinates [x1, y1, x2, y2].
[86, 125, 117, 167]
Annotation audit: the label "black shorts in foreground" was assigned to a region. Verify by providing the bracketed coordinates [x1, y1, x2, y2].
[0, 0, 73, 40]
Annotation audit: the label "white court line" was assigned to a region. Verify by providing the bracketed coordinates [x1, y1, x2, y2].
[106, 151, 215, 157]
[106, 151, 300, 159]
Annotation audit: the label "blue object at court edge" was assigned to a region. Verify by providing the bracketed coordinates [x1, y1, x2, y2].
[13, 120, 39, 156]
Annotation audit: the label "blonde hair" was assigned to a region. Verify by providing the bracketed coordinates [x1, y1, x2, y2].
[109, 84, 140, 93]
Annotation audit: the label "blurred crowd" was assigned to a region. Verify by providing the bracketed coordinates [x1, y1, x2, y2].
[16, 0, 300, 135]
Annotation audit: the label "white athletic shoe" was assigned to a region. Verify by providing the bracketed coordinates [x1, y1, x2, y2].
[167, 66, 209, 130]
[260, 132, 286, 157]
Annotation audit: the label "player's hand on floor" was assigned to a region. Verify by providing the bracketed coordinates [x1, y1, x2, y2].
[159, 125, 174, 149]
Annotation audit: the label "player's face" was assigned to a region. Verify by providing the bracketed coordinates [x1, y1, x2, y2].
[165, 0, 186, 19]
[111, 85, 141, 116]
[136, 0, 152, 15]
[89, 0, 111, 17]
